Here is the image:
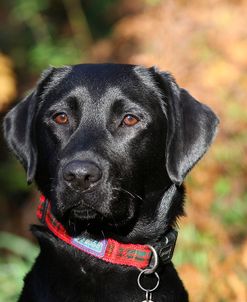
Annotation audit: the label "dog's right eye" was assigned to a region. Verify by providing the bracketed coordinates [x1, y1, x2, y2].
[53, 113, 69, 125]
[121, 114, 140, 127]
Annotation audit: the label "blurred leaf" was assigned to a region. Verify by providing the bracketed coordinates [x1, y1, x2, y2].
[0, 158, 29, 194]
[211, 195, 247, 229]
[29, 40, 81, 72]
[0, 232, 39, 302]
[11, 0, 49, 22]
[0, 232, 39, 261]
[226, 102, 247, 122]
[174, 224, 215, 272]
[214, 177, 231, 197]
[145, 0, 162, 6]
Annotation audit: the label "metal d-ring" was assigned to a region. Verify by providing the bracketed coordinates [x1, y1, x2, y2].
[144, 245, 159, 274]
[137, 246, 160, 299]
[137, 268, 160, 293]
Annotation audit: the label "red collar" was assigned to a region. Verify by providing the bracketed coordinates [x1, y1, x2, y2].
[37, 195, 177, 270]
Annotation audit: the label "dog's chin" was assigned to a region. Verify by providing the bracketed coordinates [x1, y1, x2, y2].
[61, 206, 136, 239]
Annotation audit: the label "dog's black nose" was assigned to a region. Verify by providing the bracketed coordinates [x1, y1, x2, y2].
[63, 160, 102, 190]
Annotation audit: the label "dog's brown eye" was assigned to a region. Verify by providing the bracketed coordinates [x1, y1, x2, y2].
[122, 115, 139, 127]
[53, 113, 69, 125]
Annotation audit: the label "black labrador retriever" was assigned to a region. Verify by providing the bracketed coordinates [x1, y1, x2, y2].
[3, 64, 219, 302]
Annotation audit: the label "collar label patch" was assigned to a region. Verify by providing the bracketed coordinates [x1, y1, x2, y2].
[72, 237, 107, 258]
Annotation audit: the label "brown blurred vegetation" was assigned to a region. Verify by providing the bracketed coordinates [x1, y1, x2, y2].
[0, 0, 246, 301]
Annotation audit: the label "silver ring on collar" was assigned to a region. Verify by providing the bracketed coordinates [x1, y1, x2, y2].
[137, 269, 160, 292]
[144, 245, 159, 275]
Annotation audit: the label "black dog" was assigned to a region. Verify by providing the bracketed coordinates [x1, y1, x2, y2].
[3, 64, 219, 302]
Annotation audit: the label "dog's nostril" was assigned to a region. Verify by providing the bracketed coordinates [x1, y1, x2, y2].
[63, 171, 76, 182]
[62, 160, 102, 190]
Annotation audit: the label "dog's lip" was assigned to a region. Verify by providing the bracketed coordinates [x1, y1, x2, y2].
[70, 207, 99, 220]
[62, 203, 131, 234]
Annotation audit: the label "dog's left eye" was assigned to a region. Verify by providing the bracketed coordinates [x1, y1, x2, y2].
[53, 113, 69, 125]
[122, 114, 140, 127]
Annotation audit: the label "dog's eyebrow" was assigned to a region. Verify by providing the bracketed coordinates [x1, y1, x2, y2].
[63, 86, 91, 102]
[100, 86, 125, 102]
[43, 86, 92, 113]
[100, 86, 144, 111]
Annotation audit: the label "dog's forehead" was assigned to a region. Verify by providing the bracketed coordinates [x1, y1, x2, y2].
[41, 64, 160, 107]
[69, 63, 137, 82]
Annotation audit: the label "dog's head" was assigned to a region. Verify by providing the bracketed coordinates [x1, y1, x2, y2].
[3, 64, 219, 238]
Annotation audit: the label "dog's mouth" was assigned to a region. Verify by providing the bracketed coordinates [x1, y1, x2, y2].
[54, 183, 143, 238]
[59, 200, 138, 239]
[63, 207, 102, 237]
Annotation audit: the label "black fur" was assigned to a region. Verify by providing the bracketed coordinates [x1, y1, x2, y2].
[3, 63, 219, 301]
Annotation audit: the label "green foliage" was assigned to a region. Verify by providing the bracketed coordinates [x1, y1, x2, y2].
[226, 102, 247, 122]
[214, 177, 231, 198]
[29, 40, 82, 71]
[12, 0, 49, 22]
[211, 195, 247, 230]
[212, 176, 247, 235]
[174, 224, 216, 272]
[10, 0, 82, 72]
[0, 232, 39, 302]
[145, 0, 162, 6]
[0, 0, 122, 73]
[0, 158, 29, 195]
[83, 0, 120, 37]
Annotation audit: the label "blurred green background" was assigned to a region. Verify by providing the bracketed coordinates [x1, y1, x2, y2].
[0, 0, 246, 301]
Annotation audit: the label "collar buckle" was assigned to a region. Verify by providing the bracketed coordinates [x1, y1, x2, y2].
[158, 229, 178, 264]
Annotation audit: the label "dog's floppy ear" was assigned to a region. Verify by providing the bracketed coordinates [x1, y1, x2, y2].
[3, 68, 54, 184]
[3, 90, 38, 184]
[153, 69, 219, 185]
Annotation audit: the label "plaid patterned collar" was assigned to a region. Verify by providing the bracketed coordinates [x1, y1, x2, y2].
[37, 195, 177, 270]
